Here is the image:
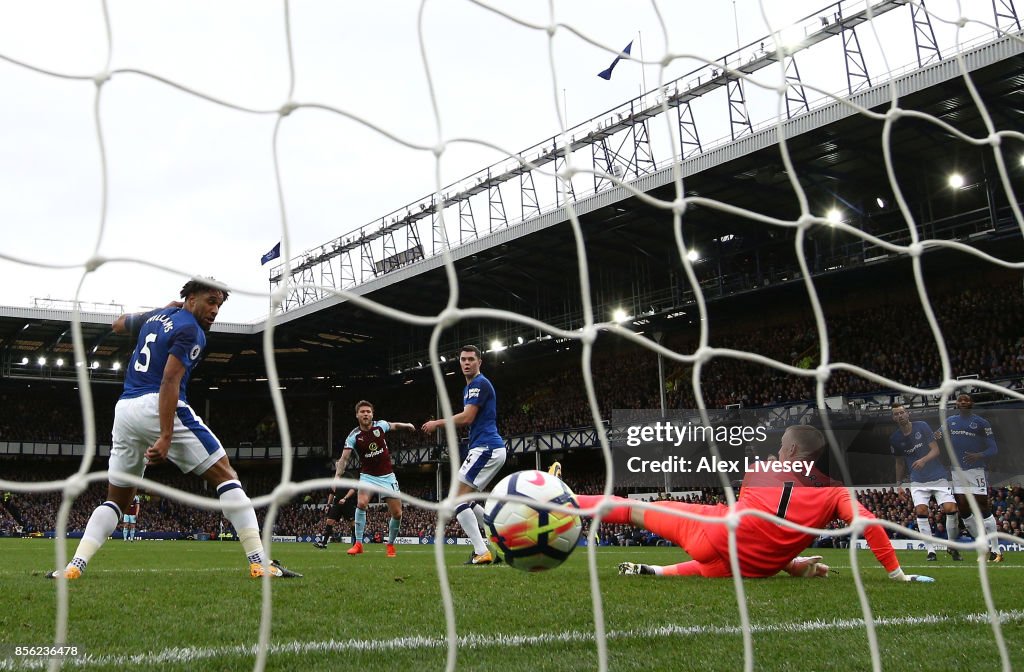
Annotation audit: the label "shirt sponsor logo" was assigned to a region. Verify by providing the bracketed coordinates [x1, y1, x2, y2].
[364, 441, 383, 458]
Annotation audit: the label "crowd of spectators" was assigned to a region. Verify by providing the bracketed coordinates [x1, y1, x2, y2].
[855, 485, 1024, 543]
[2, 276, 1022, 450]
[0, 498, 22, 536]
[497, 277, 1024, 430]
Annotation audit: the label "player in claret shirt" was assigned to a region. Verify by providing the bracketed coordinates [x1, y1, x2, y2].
[122, 494, 141, 543]
[578, 426, 934, 583]
[47, 278, 300, 580]
[336, 400, 417, 558]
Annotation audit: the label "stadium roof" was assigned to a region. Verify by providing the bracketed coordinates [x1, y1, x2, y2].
[2, 38, 1023, 388]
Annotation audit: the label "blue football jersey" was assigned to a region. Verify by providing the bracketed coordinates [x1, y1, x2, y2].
[936, 414, 997, 466]
[890, 420, 948, 483]
[120, 307, 205, 402]
[463, 373, 504, 449]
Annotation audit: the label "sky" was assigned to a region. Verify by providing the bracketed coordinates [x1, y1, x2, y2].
[0, 0, 999, 323]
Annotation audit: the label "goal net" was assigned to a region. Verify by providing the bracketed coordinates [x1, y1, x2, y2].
[1, 1, 1023, 670]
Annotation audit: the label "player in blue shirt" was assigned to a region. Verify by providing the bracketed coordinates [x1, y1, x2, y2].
[422, 345, 506, 565]
[48, 278, 300, 580]
[890, 404, 960, 561]
[935, 393, 1003, 562]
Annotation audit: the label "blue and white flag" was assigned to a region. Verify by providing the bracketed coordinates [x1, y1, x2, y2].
[260, 242, 281, 266]
[598, 41, 633, 80]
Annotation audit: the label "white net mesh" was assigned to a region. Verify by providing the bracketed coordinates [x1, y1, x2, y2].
[2, 1, 1024, 671]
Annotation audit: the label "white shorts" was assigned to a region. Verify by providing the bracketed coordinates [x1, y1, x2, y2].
[952, 467, 988, 496]
[458, 446, 507, 491]
[110, 394, 227, 487]
[123, 514, 137, 524]
[909, 480, 955, 508]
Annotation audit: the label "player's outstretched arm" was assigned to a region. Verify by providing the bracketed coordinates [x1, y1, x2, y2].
[422, 405, 479, 433]
[388, 421, 417, 432]
[112, 302, 183, 335]
[838, 493, 936, 583]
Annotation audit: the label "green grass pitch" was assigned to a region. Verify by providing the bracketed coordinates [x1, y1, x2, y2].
[0, 539, 1021, 671]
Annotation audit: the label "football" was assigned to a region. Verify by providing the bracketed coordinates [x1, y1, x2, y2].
[483, 470, 582, 572]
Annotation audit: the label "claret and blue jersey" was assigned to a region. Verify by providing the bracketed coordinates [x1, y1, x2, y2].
[120, 307, 206, 402]
[344, 420, 395, 476]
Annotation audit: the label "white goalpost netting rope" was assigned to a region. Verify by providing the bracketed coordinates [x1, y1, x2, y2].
[1, 1, 1023, 671]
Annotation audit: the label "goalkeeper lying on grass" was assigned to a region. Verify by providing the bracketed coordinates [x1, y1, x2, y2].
[577, 425, 934, 583]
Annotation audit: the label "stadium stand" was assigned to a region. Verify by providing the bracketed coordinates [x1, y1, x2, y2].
[2, 272, 1022, 448]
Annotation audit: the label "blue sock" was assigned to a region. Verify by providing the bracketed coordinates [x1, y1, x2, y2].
[388, 517, 400, 544]
[354, 508, 366, 543]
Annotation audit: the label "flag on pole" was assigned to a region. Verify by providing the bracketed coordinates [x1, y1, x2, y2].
[597, 41, 633, 80]
[260, 242, 281, 265]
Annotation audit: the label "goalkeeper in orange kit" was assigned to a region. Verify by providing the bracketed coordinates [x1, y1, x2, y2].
[577, 425, 934, 583]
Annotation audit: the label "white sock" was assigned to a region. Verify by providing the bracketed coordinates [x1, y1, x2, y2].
[917, 517, 934, 552]
[217, 480, 263, 565]
[961, 514, 976, 537]
[945, 513, 959, 543]
[456, 505, 488, 555]
[71, 502, 121, 571]
[472, 502, 486, 527]
[982, 515, 1000, 554]
[650, 565, 665, 576]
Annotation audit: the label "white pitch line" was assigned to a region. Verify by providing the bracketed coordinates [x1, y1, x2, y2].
[3, 568, 240, 578]
[3, 609, 1023, 670]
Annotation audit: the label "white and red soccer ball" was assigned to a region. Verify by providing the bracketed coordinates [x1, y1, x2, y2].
[483, 470, 582, 572]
